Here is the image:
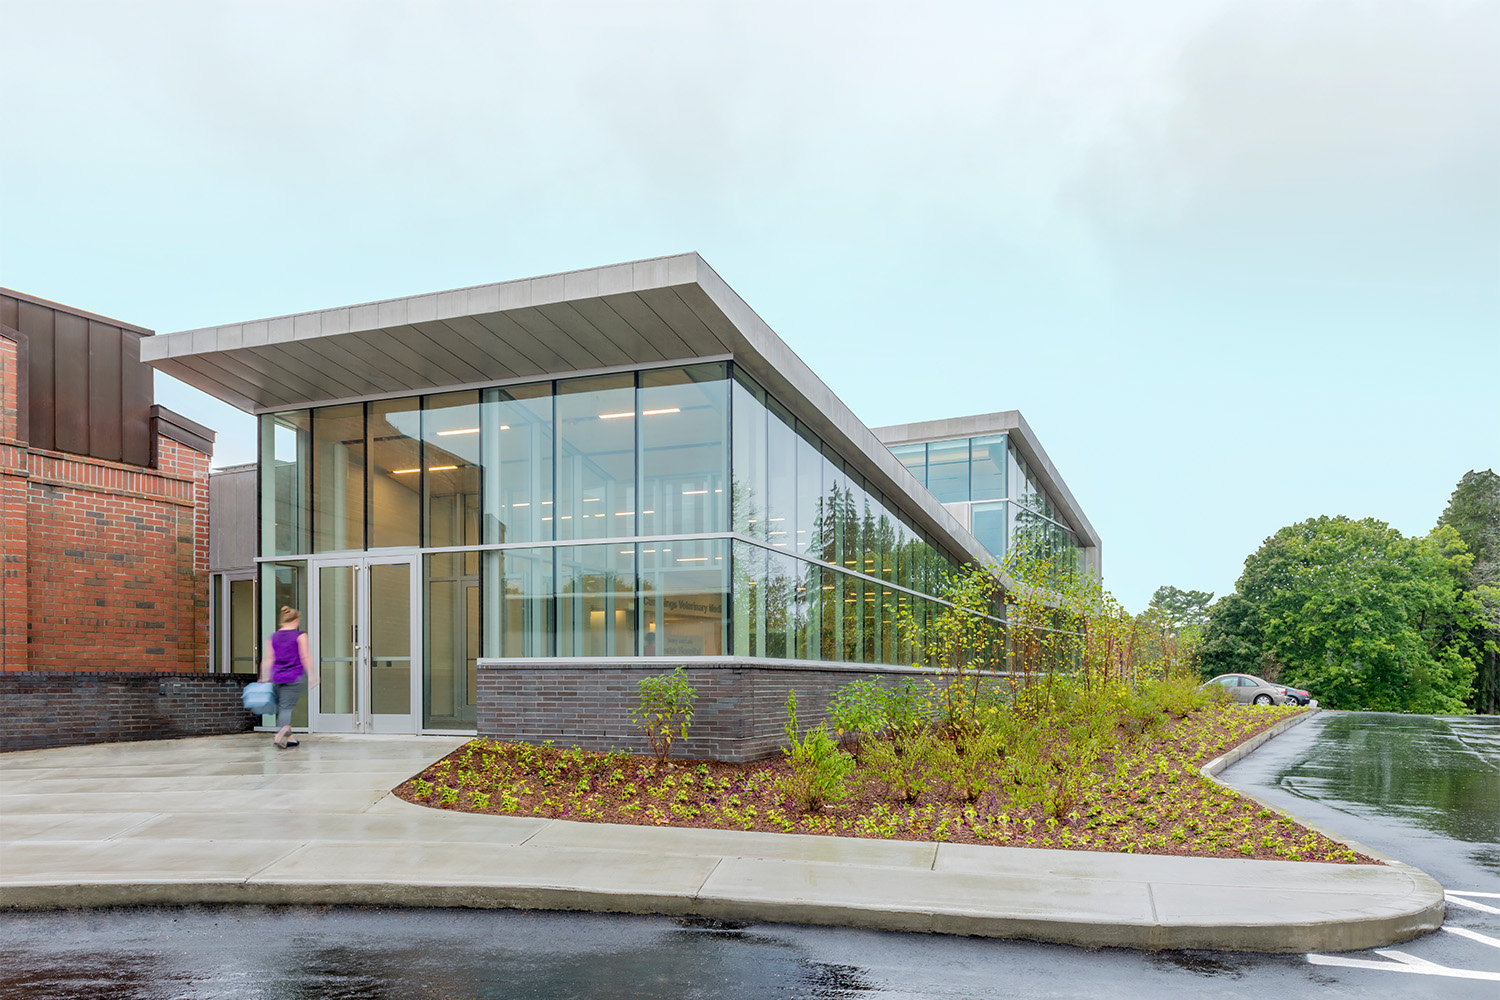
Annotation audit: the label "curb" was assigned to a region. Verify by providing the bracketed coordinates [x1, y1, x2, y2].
[1201, 707, 1446, 945]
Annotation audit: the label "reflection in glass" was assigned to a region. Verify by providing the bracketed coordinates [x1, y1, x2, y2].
[971, 434, 1007, 501]
[484, 547, 554, 658]
[927, 437, 969, 503]
[483, 383, 553, 545]
[317, 564, 355, 716]
[794, 426, 821, 557]
[731, 541, 765, 658]
[423, 391, 481, 550]
[260, 410, 308, 557]
[557, 544, 636, 656]
[640, 539, 727, 657]
[425, 553, 479, 729]
[972, 500, 1008, 563]
[557, 374, 635, 542]
[229, 579, 256, 673]
[312, 404, 365, 552]
[890, 442, 926, 487]
[369, 562, 412, 715]
[765, 395, 796, 554]
[730, 372, 767, 538]
[639, 365, 728, 537]
[369, 398, 421, 549]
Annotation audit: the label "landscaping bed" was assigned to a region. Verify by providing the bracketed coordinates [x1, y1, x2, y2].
[394, 703, 1375, 864]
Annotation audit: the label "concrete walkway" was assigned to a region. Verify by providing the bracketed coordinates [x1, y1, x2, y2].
[0, 732, 1445, 954]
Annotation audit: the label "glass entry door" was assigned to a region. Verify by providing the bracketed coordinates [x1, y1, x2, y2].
[310, 556, 419, 734]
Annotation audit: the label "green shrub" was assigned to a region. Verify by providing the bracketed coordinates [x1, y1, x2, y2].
[827, 679, 888, 748]
[883, 678, 927, 736]
[936, 718, 1008, 803]
[859, 723, 940, 803]
[634, 666, 697, 762]
[779, 689, 855, 812]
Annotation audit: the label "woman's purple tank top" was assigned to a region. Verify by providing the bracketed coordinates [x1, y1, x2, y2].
[270, 629, 304, 683]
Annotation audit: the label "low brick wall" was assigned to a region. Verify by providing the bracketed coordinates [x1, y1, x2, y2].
[0, 671, 257, 752]
[477, 660, 927, 762]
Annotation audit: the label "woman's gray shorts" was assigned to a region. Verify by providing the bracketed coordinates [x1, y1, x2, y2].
[274, 677, 307, 729]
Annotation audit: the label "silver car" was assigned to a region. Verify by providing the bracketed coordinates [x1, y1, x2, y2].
[1204, 673, 1295, 706]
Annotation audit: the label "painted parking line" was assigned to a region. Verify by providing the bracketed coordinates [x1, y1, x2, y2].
[1446, 894, 1500, 915]
[1305, 953, 1500, 982]
[1446, 926, 1500, 950]
[1447, 892, 1500, 900]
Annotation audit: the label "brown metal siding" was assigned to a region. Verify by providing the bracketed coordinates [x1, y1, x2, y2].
[53, 311, 90, 454]
[89, 320, 123, 461]
[17, 300, 55, 451]
[1, 289, 159, 467]
[121, 331, 153, 466]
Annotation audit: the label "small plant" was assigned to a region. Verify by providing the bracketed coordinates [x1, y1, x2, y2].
[633, 666, 697, 763]
[859, 723, 940, 803]
[779, 689, 855, 812]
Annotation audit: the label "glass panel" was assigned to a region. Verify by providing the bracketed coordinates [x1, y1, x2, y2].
[794, 424, 821, 557]
[820, 564, 842, 661]
[927, 438, 970, 503]
[484, 383, 553, 545]
[425, 553, 478, 729]
[368, 398, 421, 549]
[369, 563, 411, 715]
[640, 364, 728, 537]
[423, 391, 481, 550]
[970, 434, 1007, 501]
[764, 396, 796, 553]
[311, 405, 365, 552]
[260, 410, 309, 557]
[318, 565, 356, 716]
[557, 374, 635, 542]
[971, 500, 1008, 564]
[641, 538, 728, 657]
[794, 557, 818, 660]
[260, 562, 307, 726]
[229, 579, 257, 673]
[557, 544, 636, 657]
[889, 442, 926, 488]
[763, 549, 798, 659]
[731, 540, 765, 658]
[730, 371, 767, 539]
[484, 547, 554, 658]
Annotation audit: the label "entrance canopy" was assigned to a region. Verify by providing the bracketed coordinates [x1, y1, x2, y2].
[143, 253, 994, 568]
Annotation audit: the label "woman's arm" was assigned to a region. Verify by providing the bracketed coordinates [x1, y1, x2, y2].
[259, 640, 272, 683]
[299, 632, 318, 687]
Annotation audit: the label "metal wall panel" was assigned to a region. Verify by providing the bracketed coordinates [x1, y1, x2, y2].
[88, 320, 124, 461]
[121, 331, 154, 467]
[0, 295, 17, 331]
[53, 312, 91, 455]
[17, 301, 54, 451]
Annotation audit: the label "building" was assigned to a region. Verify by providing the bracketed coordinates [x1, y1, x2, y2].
[148, 255, 1099, 760]
[1, 289, 237, 751]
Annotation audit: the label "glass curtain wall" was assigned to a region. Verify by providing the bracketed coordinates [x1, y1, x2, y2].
[257, 362, 973, 689]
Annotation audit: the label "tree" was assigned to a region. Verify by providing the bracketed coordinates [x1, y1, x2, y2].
[1148, 586, 1214, 634]
[1200, 516, 1477, 713]
[1437, 470, 1500, 584]
[1436, 469, 1500, 713]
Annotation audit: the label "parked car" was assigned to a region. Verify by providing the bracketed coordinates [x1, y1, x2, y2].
[1202, 673, 1296, 706]
[1275, 684, 1313, 706]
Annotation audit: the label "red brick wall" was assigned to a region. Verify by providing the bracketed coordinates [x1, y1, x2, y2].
[0, 329, 212, 673]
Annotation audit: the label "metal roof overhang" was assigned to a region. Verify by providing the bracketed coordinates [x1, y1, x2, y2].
[143, 253, 994, 568]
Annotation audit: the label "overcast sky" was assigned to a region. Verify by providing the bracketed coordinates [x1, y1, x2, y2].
[4, 0, 1496, 611]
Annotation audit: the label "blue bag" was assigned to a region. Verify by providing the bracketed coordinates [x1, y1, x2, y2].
[242, 681, 277, 715]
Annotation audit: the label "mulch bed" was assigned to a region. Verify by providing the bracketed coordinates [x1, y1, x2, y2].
[393, 705, 1377, 865]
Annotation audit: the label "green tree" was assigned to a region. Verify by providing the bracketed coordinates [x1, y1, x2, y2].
[1436, 469, 1500, 713]
[1201, 516, 1477, 713]
[1152, 587, 1212, 632]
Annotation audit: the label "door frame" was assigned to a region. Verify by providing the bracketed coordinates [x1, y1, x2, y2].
[306, 552, 422, 734]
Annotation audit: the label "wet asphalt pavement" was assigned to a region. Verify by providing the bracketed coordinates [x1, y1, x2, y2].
[2, 711, 1496, 999]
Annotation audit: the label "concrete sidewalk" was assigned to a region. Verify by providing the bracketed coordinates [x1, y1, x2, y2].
[0, 732, 1444, 953]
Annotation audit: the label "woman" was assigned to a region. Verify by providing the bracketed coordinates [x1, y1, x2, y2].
[259, 605, 319, 750]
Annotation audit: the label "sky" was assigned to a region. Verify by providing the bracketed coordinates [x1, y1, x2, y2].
[3, 0, 1496, 611]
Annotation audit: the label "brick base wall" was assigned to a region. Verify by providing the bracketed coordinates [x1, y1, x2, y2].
[477, 661, 929, 762]
[0, 671, 257, 753]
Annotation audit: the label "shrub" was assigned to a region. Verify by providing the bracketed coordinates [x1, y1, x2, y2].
[827, 679, 888, 748]
[883, 678, 927, 736]
[779, 689, 855, 812]
[936, 719, 1008, 803]
[859, 723, 940, 803]
[634, 666, 697, 763]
